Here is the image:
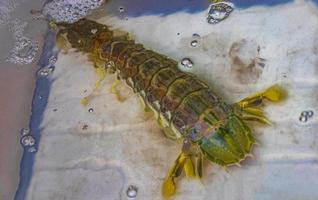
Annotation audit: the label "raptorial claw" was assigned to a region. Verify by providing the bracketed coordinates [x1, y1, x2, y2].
[162, 153, 187, 197]
[56, 18, 288, 198]
[162, 177, 176, 197]
[234, 84, 286, 125]
[262, 84, 287, 102]
[236, 84, 286, 108]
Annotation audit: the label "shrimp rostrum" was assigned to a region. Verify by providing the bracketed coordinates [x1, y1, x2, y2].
[56, 19, 286, 197]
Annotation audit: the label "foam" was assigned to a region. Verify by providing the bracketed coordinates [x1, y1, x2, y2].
[42, 0, 105, 23]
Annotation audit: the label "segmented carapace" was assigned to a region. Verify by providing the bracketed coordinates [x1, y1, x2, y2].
[56, 19, 286, 197]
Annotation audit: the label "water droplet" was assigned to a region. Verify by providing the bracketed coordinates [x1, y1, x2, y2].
[207, 2, 234, 24]
[190, 40, 198, 47]
[28, 146, 37, 153]
[49, 55, 57, 64]
[91, 29, 98, 34]
[126, 185, 138, 199]
[72, 12, 79, 18]
[299, 115, 307, 123]
[88, 108, 94, 113]
[63, 4, 72, 11]
[18, 37, 30, 48]
[119, 6, 125, 13]
[8, 42, 39, 65]
[307, 110, 314, 118]
[180, 58, 193, 69]
[300, 110, 314, 120]
[37, 66, 54, 77]
[21, 128, 30, 136]
[210, 9, 227, 20]
[192, 33, 201, 39]
[21, 135, 35, 147]
[90, 3, 97, 9]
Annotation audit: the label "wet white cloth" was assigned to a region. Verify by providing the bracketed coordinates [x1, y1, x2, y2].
[28, 1, 318, 199]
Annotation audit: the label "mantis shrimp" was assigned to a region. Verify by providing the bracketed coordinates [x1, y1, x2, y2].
[55, 18, 286, 197]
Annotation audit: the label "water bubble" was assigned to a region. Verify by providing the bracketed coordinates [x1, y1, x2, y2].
[21, 128, 30, 136]
[72, 12, 79, 18]
[119, 6, 125, 13]
[49, 55, 57, 64]
[43, 0, 103, 23]
[126, 185, 138, 199]
[210, 9, 227, 20]
[28, 146, 37, 153]
[17, 37, 30, 48]
[300, 110, 314, 123]
[37, 66, 54, 77]
[207, 2, 234, 24]
[90, 3, 97, 9]
[7, 40, 39, 65]
[192, 33, 200, 39]
[91, 29, 98, 34]
[191, 34, 201, 47]
[30, 9, 45, 20]
[63, 4, 72, 11]
[180, 58, 193, 69]
[190, 40, 198, 47]
[21, 135, 35, 147]
[306, 110, 314, 118]
[301, 110, 313, 117]
[88, 108, 94, 113]
[299, 115, 307, 123]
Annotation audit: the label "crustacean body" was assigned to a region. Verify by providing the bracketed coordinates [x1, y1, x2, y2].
[56, 19, 286, 197]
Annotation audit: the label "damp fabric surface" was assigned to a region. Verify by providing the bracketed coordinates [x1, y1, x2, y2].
[24, 1, 318, 200]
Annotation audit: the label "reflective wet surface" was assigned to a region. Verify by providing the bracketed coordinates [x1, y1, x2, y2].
[1, 0, 318, 200]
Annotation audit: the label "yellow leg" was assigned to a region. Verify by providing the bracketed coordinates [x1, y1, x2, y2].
[81, 63, 107, 106]
[110, 79, 127, 102]
[162, 126, 178, 140]
[137, 95, 151, 113]
[56, 32, 71, 53]
[157, 115, 179, 140]
[234, 84, 287, 124]
[162, 139, 199, 197]
[184, 156, 196, 178]
[240, 107, 272, 125]
[162, 152, 187, 197]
